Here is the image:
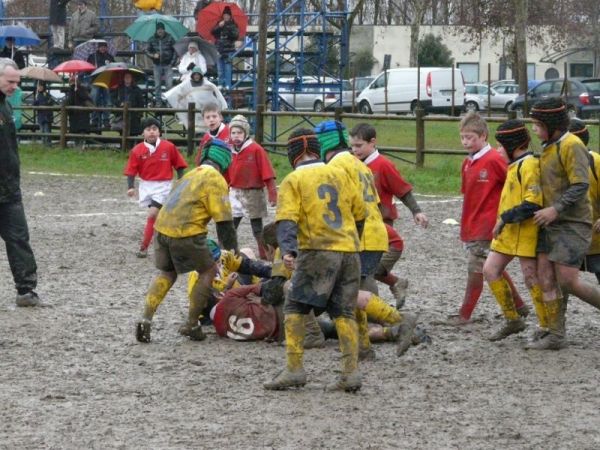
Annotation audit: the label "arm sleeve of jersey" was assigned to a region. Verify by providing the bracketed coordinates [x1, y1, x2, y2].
[500, 201, 542, 223]
[257, 148, 276, 181]
[554, 182, 590, 214]
[216, 220, 238, 253]
[277, 220, 298, 257]
[383, 160, 413, 199]
[399, 190, 422, 215]
[172, 147, 188, 170]
[123, 151, 138, 176]
[260, 277, 287, 306]
[127, 175, 135, 189]
[238, 255, 272, 279]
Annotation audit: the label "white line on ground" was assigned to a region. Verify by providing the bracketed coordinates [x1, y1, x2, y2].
[35, 211, 146, 218]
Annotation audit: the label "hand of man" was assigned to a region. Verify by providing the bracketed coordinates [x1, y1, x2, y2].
[283, 253, 295, 271]
[127, 188, 135, 198]
[414, 212, 429, 228]
[492, 220, 504, 238]
[187, 62, 195, 71]
[533, 207, 559, 227]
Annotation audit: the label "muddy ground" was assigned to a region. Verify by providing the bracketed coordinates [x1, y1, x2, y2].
[2, 172, 600, 449]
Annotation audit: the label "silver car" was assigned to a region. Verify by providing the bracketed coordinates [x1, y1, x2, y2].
[465, 83, 519, 112]
[271, 76, 342, 112]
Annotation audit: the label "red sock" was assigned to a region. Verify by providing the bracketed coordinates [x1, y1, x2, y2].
[141, 216, 156, 250]
[502, 271, 525, 309]
[459, 272, 484, 320]
[374, 272, 398, 287]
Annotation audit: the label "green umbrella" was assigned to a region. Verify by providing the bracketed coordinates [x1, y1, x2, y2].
[125, 13, 189, 42]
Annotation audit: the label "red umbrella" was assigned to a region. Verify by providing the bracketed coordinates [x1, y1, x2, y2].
[53, 60, 97, 74]
[196, 2, 248, 44]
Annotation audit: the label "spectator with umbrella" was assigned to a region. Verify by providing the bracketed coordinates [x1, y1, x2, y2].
[211, 6, 239, 89]
[50, 0, 70, 49]
[145, 22, 177, 107]
[0, 37, 26, 69]
[68, 0, 99, 49]
[177, 41, 207, 81]
[65, 74, 94, 144]
[111, 72, 145, 138]
[86, 41, 115, 128]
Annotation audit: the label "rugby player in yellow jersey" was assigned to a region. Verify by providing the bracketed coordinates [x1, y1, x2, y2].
[315, 120, 417, 358]
[531, 98, 600, 350]
[569, 119, 600, 284]
[482, 120, 544, 342]
[264, 128, 366, 392]
[135, 139, 238, 343]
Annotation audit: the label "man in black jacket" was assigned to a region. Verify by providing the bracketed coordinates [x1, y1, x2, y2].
[0, 59, 43, 307]
[87, 41, 115, 127]
[49, 0, 70, 48]
[211, 6, 239, 89]
[145, 23, 177, 107]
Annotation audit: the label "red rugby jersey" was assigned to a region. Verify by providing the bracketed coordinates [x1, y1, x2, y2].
[124, 139, 188, 181]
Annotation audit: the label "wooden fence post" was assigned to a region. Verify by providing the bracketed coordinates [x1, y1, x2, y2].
[255, 104, 264, 145]
[121, 102, 130, 152]
[187, 102, 195, 157]
[415, 106, 425, 168]
[59, 103, 67, 148]
[334, 107, 342, 123]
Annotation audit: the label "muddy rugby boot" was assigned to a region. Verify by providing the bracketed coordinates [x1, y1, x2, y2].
[178, 324, 207, 341]
[390, 278, 409, 309]
[358, 347, 377, 361]
[135, 319, 152, 343]
[136, 248, 148, 258]
[326, 371, 362, 393]
[263, 368, 307, 390]
[390, 312, 417, 356]
[524, 332, 566, 350]
[15, 291, 46, 307]
[488, 318, 526, 341]
[516, 304, 530, 318]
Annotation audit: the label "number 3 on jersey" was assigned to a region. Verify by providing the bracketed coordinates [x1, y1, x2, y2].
[318, 184, 342, 229]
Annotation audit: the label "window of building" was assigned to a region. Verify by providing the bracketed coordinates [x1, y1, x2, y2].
[457, 63, 479, 83]
[570, 63, 593, 78]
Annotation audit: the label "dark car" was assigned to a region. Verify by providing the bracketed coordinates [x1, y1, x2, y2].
[510, 78, 600, 118]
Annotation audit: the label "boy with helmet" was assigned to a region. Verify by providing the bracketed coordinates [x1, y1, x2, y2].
[530, 98, 600, 349]
[135, 138, 238, 343]
[482, 120, 544, 342]
[315, 120, 416, 359]
[264, 128, 366, 392]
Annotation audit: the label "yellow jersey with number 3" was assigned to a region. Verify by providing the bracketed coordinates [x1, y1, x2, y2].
[328, 151, 387, 252]
[276, 161, 366, 252]
[155, 165, 232, 238]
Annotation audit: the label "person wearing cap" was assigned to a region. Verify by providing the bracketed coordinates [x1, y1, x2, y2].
[316, 120, 417, 358]
[177, 41, 208, 81]
[228, 114, 277, 260]
[482, 120, 545, 343]
[146, 22, 177, 107]
[68, 0, 99, 48]
[87, 41, 115, 128]
[211, 6, 239, 89]
[570, 119, 600, 285]
[530, 98, 600, 350]
[123, 117, 188, 258]
[264, 128, 366, 393]
[0, 37, 26, 69]
[134, 138, 239, 343]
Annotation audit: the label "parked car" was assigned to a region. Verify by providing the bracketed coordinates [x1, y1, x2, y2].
[465, 83, 519, 112]
[356, 67, 465, 115]
[491, 79, 542, 90]
[509, 78, 600, 118]
[269, 76, 343, 112]
[464, 84, 489, 112]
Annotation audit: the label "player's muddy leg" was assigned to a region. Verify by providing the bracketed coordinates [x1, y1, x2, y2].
[364, 293, 416, 355]
[250, 218, 267, 260]
[529, 284, 548, 338]
[364, 293, 401, 324]
[355, 308, 375, 361]
[136, 272, 175, 343]
[456, 272, 484, 322]
[327, 317, 361, 392]
[138, 206, 159, 258]
[264, 313, 307, 390]
[233, 216, 243, 229]
[303, 310, 325, 349]
[488, 278, 526, 341]
[180, 267, 215, 341]
[503, 271, 529, 317]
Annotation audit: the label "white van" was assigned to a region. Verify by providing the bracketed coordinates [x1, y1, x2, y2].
[356, 67, 465, 115]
